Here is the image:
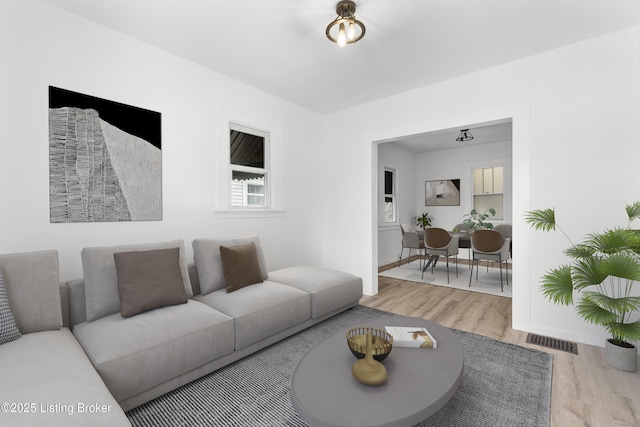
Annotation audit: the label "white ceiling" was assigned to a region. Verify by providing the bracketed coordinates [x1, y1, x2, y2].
[42, 0, 640, 115]
[385, 120, 513, 154]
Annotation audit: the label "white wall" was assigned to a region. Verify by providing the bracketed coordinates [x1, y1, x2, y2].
[415, 140, 513, 236]
[0, 0, 325, 282]
[377, 143, 417, 266]
[322, 27, 640, 350]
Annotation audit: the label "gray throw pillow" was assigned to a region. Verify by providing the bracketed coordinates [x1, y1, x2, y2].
[0, 267, 21, 345]
[192, 235, 268, 295]
[114, 248, 188, 318]
[219, 242, 264, 293]
[82, 240, 193, 321]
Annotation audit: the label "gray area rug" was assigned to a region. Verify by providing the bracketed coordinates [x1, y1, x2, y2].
[380, 262, 512, 298]
[126, 306, 552, 427]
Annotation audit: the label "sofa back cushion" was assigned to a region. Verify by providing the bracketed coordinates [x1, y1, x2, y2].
[82, 240, 192, 322]
[192, 235, 268, 295]
[0, 250, 62, 333]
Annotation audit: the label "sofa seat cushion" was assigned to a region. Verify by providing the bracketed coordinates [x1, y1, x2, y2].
[72, 300, 234, 402]
[267, 266, 363, 318]
[0, 328, 129, 427]
[194, 281, 310, 350]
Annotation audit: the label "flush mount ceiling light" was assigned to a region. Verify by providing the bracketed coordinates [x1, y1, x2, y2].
[456, 129, 474, 142]
[326, 1, 365, 47]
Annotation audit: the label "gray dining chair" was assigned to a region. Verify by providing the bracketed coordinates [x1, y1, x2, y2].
[399, 224, 424, 269]
[469, 229, 510, 292]
[493, 223, 513, 257]
[422, 227, 459, 283]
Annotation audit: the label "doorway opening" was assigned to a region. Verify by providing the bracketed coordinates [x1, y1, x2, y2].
[366, 103, 531, 331]
[374, 121, 514, 299]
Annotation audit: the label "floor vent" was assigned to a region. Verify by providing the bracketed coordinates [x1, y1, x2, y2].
[526, 333, 579, 355]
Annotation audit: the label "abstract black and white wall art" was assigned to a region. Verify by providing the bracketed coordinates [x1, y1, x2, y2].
[425, 179, 461, 206]
[48, 86, 162, 223]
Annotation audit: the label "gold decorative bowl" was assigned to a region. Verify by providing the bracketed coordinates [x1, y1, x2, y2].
[346, 327, 393, 362]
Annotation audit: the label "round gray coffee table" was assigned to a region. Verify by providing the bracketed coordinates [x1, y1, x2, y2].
[291, 316, 464, 427]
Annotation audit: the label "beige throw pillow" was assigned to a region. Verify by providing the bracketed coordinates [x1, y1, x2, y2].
[114, 248, 188, 318]
[219, 242, 264, 293]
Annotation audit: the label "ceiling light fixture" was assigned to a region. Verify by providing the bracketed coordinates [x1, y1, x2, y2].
[456, 129, 474, 142]
[326, 1, 365, 47]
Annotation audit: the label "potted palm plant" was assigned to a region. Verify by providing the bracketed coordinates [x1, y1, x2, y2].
[525, 202, 640, 372]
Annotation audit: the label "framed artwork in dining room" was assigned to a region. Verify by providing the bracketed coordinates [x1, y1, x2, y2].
[425, 179, 460, 206]
[48, 86, 162, 223]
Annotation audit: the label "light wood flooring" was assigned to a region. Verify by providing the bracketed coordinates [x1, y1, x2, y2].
[360, 261, 640, 427]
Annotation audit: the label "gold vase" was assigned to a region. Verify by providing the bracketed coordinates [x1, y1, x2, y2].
[351, 332, 387, 386]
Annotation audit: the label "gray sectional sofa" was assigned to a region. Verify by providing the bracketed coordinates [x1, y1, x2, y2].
[1, 235, 362, 426]
[0, 250, 130, 427]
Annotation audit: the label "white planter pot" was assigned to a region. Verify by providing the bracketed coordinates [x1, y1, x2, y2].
[605, 339, 638, 372]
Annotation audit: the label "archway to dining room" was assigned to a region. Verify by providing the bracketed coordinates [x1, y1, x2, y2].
[366, 103, 531, 332]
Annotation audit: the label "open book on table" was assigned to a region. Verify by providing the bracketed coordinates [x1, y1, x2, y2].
[385, 326, 438, 349]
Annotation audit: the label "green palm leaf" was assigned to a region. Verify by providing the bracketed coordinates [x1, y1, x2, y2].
[541, 265, 573, 305]
[585, 228, 634, 254]
[606, 319, 640, 343]
[582, 291, 640, 317]
[571, 258, 607, 290]
[626, 201, 640, 222]
[524, 209, 556, 231]
[576, 295, 617, 325]
[600, 253, 640, 282]
[565, 244, 595, 259]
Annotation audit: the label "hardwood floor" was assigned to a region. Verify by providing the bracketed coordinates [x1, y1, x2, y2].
[360, 268, 640, 427]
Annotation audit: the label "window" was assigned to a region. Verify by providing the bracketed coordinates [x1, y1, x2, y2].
[472, 166, 504, 219]
[230, 125, 269, 208]
[214, 106, 283, 218]
[384, 168, 396, 223]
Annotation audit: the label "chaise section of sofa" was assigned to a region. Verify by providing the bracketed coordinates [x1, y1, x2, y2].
[72, 300, 234, 405]
[0, 250, 129, 427]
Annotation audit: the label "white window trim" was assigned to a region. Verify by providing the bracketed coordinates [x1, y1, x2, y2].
[383, 167, 398, 225]
[214, 106, 285, 218]
[469, 159, 509, 222]
[229, 123, 270, 209]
